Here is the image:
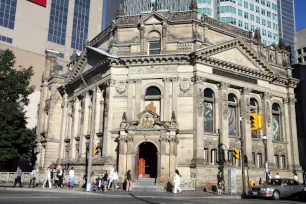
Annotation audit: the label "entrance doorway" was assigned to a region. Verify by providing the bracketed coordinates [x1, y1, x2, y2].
[137, 142, 157, 178]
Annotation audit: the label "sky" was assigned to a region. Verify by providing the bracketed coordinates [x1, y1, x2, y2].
[294, 0, 306, 31]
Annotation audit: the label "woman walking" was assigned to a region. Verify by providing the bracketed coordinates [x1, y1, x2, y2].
[111, 169, 118, 191]
[217, 171, 224, 195]
[126, 170, 132, 192]
[42, 167, 52, 189]
[68, 167, 75, 188]
[173, 169, 182, 194]
[102, 170, 108, 192]
[57, 165, 63, 188]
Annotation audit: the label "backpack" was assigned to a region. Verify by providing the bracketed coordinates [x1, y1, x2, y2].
[51, 171, 54, 179]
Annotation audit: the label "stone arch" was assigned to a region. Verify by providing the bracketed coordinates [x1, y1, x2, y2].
[148, 30, 161, 40]
[228, 89, 241, 100]
[203, 84, 218, 100]
[271, 99, 284, 113]
[142, 82, 164, 96]
[133, 139, 160, 154]
[249, 94, 262, 110]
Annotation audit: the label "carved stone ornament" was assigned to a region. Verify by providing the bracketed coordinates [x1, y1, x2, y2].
[218, 82, 229, 90]
[265, 102, 271, 127]
[130, 65, 177, 73]
[116, 81, 127, 95]
[222, 93, 228, 120]
[179, 78, 191, 94]
[137, 110, 159, 128]
[197, 100, 204, 117]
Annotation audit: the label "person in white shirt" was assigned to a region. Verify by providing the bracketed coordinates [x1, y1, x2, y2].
[275, 173, 280, 179]
[173, 169, 182, 194]
[56, 165, 63, 188]
[111, 169, 118, 191]
[29, 168, 36, 188]
[69, 167, 75, 188]
[293, 173, 298, 181]
[108, 166, 115, 190]
[42, 167, 52, 189]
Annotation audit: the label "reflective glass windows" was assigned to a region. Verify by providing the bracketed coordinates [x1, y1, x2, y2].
[0, 0, 17, 29]
[204, 88, 214, 133]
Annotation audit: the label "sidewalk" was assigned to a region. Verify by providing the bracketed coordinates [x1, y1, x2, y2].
[0, 185, 241, 200]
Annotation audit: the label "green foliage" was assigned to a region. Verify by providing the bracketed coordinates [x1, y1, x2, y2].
[0, 50, 35, 162]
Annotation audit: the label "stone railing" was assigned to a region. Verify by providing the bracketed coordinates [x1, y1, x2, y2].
[180, 178, 196, 191]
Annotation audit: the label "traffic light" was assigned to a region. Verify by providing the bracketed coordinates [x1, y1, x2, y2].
[233, 149, 240, 159]
[93, 145, 99, 156]
[250, 113, 264, 130]
[250, 113, 258, 130]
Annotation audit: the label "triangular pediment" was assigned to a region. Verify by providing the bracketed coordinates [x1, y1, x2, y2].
[195, 38, 279, 77]
[210, 48, 260, 71]
[140, 11, 168, 25]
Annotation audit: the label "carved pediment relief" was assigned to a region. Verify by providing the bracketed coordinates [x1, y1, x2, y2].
[145, 16, 163, 25]
[140, 12, 168, 25]
[137, 110, 159, 128]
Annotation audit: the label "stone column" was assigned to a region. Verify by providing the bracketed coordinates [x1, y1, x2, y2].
[191, 76, 205, 167]
[127, 79, 135, 121]
[241, 88, 253, 166]
[80, 92, 90, 158]
[99, 92, 105, 133]
[102, 86, 110, 157]
[94, 88, 102, 142]
[71, 98, 80, 160]
[287, 97, 301, 170]
[135, 79, 142, 117]
[218, 82, 230, 148]
[163, 78, 171, 121]
[261, 92, 274, 167]
[59, 93, 68, 160]
[283, 98, 293, 168]
[172, 78, 178, 115]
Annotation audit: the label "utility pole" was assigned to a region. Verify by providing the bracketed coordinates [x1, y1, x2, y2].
[86, 87, 97, 191]
[239, 113, 249, 196]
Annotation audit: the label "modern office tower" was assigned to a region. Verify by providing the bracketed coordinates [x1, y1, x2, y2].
[0, 0, 104, 128]
[295, 28, 306, 65]
[124, 0, 279, 46]
[102, 0, 125, 30]
[277, 0, 295, 63]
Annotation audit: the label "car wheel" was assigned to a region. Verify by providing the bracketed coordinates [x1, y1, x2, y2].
[272, 190, 280, 200]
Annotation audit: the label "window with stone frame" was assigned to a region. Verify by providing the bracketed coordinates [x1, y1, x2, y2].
[228, 94, 238, 136]
[144, 86, 161, 115]
[280, 155, 286, 169]
[257, 153, 263, 168]
[274, 154, 280, 168]
[272, 103, 281, 141]
[250, 98, 259, 138]
[148, 41, 161, 55]
[204, 88, 214, 133]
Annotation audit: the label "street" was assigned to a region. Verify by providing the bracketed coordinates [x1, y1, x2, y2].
[0, 190, 305, 204]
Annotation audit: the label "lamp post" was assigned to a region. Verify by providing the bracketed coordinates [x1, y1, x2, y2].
[262, 136, 268, 182]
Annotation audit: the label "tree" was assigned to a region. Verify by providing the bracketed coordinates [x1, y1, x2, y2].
[0, 50, 35, 168]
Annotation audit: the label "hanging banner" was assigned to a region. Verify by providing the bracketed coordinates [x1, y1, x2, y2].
[28, 0, 47, 7]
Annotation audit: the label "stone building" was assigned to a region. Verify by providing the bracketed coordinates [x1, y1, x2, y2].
[35, 2, 302, 191]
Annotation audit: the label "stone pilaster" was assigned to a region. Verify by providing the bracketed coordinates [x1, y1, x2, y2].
[172, 77, 178, 116]
[163, 78, 171, 121]
[218, 82, 230, 148]
[59, 93, 68, 161]
[80, 92, 90, 158]
[71, 98, 80, 160]
[261, 92, 274, 167]
[127, 79, 135, 121]
[241, 88, 253, 166]
[135, 79, 142, 117]
[94, 88, 102, 142]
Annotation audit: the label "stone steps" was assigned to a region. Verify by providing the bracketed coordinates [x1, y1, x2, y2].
[132, 178, 162, 192]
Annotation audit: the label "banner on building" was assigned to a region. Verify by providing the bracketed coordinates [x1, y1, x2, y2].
[27, 0, 47, 7]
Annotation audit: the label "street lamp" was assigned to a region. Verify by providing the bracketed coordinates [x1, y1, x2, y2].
[262, 136, 268, 182]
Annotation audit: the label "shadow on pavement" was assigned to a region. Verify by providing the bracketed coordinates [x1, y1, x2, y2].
[128, 193, 160, 204]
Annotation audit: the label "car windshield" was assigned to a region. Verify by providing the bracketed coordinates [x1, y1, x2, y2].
[263, 179, 282, 185]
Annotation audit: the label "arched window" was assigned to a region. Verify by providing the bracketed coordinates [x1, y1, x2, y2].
[228, 93, 238, 136]
[144, 86, 161, 115]
[250, 98, 259, 138]
[204, 88, 214, 133]
[272, 103, 281, 141]
[148, 31, 161, 55]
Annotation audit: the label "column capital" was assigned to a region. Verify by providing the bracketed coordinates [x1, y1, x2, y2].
[262, 92, 272, 100]
[191, 76, 206, 84]
[241, 87, 252, 95]
[218, 82, 229, 90]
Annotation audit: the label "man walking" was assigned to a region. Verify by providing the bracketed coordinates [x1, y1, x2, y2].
[108, 166, 115, 190]
[13, 166, 22, 188]
[29, 168, 36, 188]
[111, 169, 118, 191]
[56, 165, 63, 188]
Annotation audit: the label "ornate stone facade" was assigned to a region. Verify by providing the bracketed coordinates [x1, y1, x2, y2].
[35, 6, 302, 191]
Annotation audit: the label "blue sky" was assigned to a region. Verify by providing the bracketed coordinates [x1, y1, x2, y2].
[295, 0, 306, 31]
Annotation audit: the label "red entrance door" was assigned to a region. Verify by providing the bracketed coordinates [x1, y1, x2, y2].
[137, 142, 157, 178]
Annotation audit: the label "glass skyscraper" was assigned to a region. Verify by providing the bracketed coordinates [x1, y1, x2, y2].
[124, 0, 280, 46]
[277, 0, 295, 63]
[102, 0, 125, 30]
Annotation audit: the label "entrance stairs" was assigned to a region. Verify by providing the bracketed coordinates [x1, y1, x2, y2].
[132, 178, 162, 192]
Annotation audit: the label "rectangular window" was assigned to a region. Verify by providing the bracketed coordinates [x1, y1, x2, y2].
[228, 106, 237, 136]
[250, 25, 255, 31]
[204, 102, 214, 133]
[267, 21, 271, 28]
[0, 0, 17, 30]
[298, 58, 302, 63]
[250, 4, 254, 11]
[244, 12, 248, 19]
[238, 9, 242, 16]
[261, 9, 265, 15]
[304, 56, 306, 62]
[58, 65, 63, 71]
[250, 14, 254, 21]
[0, 34, 13, 44]
[262, 29, 266, 36]
[238, 0, 242, 6]
[268, 31, 272, 38]
[149, 41, 161, 55]
[238, 20, 243, 27]
[261, 0, 265, 5]
[58, 52, 64, 58]
[272, 3, 277, 10]
[274, 33, 278, 40]
[71, 0, 91, 50]
[266, 1, 270, 7]
[256, 6, 260, 13]
[298, 49, 302, 55]
[303, 47, 306, 53]
[267, 11, 271, 17]
[48, 0, 69, 45]
[256, 16, 260, 23]
[244, 1, 248, 8]
[244, 22, 249, 30]
[262, 19, 266, 26]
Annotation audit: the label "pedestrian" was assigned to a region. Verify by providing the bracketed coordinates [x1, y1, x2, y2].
[13, 166, 23, 188]
[42, 167, 52, 188]
[29, 168, 36, 188]
[126, 170, 132, 192]
[108, 165, 115, 190]
[217, 171, 224, 195]
[267, 172, 272, 179]
[275, 173, 280, 179]
[102, 170, 108, 192]
[293, 172, 298, 181]
[69, 167, 75, 188]
[111, 169, 118, 191]
[57, 165, 63, 188]
[53, 168, 59, 188]
[173, 169, 182, 194]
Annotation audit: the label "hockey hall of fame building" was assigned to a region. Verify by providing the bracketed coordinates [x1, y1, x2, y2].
[35, 2, 303, 191]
